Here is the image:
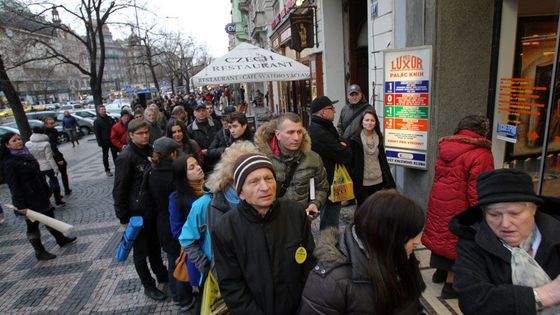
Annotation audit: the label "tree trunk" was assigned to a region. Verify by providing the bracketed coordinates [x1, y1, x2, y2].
[0, 54, 30, 141]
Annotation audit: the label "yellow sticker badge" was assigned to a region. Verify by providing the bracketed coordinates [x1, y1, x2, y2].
[295, 246, 307, 264]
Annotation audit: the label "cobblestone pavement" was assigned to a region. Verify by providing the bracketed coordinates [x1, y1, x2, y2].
[0, 135, 462, 314]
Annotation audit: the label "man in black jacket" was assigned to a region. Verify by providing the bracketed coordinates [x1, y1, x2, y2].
[113, 119, 168, 301]
[187, 103, 221, 173]
[212, 154, 316, 315]
[93, 105, 117, 176]
[43, 117, 72, 195]
[308, 96, 352, 230]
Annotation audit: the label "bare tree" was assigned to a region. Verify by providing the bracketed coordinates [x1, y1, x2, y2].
[157, 33, 210, 94]
[0, 54, 30, 141]
[4, 0, 133, 108]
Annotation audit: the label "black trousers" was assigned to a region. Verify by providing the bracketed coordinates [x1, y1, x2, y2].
[42, 169, 62, 202]
[26, 208, 54, 235]
[133, 219, 168, 289]
[101, 145, 118, 172]
[56, 158, 70, 194]
[356, 182, 385, 206]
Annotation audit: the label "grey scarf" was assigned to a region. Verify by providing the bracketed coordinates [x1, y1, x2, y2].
[502, 227, 559, 315]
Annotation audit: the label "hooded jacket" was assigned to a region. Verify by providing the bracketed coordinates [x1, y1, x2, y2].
[25, 133, 58, 172]
[300, 226, 422, 315]
[212, 199, 316, 315]
[254, 119, 329, 209]
[450, 198, 560, 315]
[422, 129, 494, 260]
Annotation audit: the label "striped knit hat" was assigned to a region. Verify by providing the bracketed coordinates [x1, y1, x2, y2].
[233, 154, 276, 194]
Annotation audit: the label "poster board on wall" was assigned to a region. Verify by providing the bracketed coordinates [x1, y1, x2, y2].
[383, 46, 432, 170]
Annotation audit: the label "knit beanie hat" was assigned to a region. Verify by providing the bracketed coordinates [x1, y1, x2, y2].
[233, 154, 276, 194]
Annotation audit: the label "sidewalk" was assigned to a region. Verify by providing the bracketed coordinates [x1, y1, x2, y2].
[0, 136, 461, 314]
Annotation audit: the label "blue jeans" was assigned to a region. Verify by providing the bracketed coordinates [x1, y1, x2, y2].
[167, 252, 193, 306]
[320, 201, 342, 230]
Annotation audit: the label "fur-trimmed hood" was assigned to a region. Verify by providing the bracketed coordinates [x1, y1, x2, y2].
[254, 118, 312, 156]
[438, 129, 491, 163]
[314, 227, 347, 264]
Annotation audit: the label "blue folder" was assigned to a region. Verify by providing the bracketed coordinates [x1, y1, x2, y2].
[115, 216, 143, 262]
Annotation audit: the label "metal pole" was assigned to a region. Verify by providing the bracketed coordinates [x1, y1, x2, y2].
[536, 16, 560, 195]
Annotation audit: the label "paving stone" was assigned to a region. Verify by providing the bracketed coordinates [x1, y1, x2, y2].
[13, 287, 52, 308]
[113, 279, 142, 295]
[0, 136, 463, 314]
[0, 253, 15, 264]
[0, 281, 16, 298]
[24, 262, 92, 279]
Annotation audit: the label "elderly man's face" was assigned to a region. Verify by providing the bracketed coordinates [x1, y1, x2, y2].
[239, 168, 276, 214]
[484, 202, 536, 247]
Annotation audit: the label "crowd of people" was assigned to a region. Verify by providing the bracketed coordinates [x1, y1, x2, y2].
[1, 83, 559, 314]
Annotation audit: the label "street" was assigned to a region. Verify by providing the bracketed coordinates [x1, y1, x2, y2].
[0, 135, 461, 314]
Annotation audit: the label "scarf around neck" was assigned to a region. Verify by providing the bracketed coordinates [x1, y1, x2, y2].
[502, 226, 559, 315]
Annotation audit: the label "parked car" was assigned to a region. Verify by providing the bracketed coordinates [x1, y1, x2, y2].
[3, 119, 70, 144]
[75, 109, 120, 121]
[106, 98, 131, 114]
[60, 103, 83, 112]
[25, 110, 91, 136]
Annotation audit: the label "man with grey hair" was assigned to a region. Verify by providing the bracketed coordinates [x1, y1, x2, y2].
[212, 153, 316, 314]
[171, 105, 187, 123]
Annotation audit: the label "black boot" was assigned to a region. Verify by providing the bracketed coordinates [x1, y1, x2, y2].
[28, 234, 56, 261]
[47, 227, 77, 247]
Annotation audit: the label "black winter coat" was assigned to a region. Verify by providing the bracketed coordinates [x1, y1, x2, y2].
[212, 200, 316, 315]
[450, 198, 560, 315]
[300, 226, 422, 315]
[113, 142, 153, 225]
[348, 128, 395, 201]
[44, 127, 64, 161]
[308, 116, 352, 185]
[187, 118, 221, 172]
[93, 115, 115, 147]
[187, 118, 221, 150]
[207, 128, 254, 161]
[148, 158, 180, 254]
[3, 153, 52, 212]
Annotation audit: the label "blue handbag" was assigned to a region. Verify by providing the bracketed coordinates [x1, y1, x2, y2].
[115, 216, 143, 262]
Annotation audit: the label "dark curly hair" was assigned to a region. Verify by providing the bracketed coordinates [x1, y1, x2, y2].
[454, 114, 490, 137]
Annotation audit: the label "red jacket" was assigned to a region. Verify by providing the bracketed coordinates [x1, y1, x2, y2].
[422, 129, 494, 261]
[110, 122, 128, 151]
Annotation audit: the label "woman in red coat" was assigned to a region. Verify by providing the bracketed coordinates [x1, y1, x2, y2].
[421, 115, 494, 299]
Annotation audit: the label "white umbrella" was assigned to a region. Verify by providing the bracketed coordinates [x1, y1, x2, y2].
[192, 43, 310, 86]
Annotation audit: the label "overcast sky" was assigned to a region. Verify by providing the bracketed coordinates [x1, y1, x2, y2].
[139, 0, 231, 57]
